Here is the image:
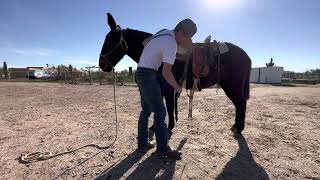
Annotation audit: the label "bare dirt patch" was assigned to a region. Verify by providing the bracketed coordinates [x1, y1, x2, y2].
[1, 82, 319, 179]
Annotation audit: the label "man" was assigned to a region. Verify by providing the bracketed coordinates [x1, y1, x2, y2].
[135, 19, 197, 158]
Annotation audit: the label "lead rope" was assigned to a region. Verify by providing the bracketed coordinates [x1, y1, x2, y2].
[19, 68, 119, 170]
[112, 68, 119, 143]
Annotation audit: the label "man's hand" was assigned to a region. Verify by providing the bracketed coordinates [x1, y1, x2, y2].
[175, 86, 182, 94]
[162, 63, 181, 92]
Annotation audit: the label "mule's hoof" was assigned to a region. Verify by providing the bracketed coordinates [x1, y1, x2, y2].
[230, 125, 237, 133]
[230, 125, 242, 135]
[233, 132, 243, 139]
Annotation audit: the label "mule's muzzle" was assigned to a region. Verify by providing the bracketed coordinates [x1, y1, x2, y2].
[99, 57, 112, 72]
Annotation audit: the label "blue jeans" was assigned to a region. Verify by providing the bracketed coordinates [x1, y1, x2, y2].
[135, 67, 168, 154]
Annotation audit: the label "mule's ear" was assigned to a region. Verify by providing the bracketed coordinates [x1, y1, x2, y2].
[107, 13, 117, 31]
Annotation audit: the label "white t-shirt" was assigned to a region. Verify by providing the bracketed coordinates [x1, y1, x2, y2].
[138, 30, 177, 70]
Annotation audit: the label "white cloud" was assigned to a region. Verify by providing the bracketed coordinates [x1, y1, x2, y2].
[15, 50, 25, 54]
[10, 48, 52, 56]
[34, 50, 49, 56]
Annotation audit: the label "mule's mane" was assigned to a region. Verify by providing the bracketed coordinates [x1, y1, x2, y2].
[125, 28, 152, 36]
[122, 28, 152, 62]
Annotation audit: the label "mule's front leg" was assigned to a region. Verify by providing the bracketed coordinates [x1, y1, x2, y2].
[222, 85, 247, 135]
[165, 92, 175, 133]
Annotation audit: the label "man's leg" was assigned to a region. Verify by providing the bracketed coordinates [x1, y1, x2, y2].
[136, 68, 157, 150]
[150, 81, 169, 154]
[138, 99, 151, 148]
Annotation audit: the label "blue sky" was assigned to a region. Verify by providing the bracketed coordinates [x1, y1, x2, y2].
[0, 0, 319, 72]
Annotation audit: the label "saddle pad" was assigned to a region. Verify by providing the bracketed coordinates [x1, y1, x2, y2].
[192, 46, 210, 78]
[193, 41, 229, 55]
[192, 42, 229, 78]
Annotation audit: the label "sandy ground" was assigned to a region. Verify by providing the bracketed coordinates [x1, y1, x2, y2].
[0, 82, 319, 180]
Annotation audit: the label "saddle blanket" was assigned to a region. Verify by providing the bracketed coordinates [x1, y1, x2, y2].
[192, 41, 229, 78]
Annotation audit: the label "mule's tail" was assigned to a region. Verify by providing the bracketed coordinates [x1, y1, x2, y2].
[245, 66, 251, 100]
[174, 92, 179, 122]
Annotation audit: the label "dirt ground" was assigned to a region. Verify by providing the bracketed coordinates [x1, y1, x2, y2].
[0, 82, 319, 180]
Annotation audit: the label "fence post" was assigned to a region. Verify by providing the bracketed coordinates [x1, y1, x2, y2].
[99, 68, 102, 85]
[57, 65, 61, 81]
[27, 68, 30, 80]
[64, 66, 67, 84]
[69, 64, 73, 84]
[89, 68, 92, 85]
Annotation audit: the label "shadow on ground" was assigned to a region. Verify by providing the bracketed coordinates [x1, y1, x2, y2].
[216, 135, 270, 180]
[96, 138, 187, 180]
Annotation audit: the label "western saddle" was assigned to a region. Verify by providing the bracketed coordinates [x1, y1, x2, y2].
[192, 40, 229, 78]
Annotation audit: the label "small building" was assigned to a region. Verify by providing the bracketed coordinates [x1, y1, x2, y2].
[27, 67, 44, 79]
[8, 68, 28, 79]
[250, 67, 284, 84]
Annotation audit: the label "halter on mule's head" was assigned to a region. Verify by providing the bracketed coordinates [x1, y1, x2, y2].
[99, 13, 128, 72]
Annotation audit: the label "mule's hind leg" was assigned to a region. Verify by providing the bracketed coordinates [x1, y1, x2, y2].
[231, 98, 247, 134]
[221, 85, 247, 134]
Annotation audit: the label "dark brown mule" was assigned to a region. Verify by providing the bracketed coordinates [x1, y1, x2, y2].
[99, 13, 251, 134]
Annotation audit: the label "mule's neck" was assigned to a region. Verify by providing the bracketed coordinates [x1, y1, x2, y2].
[122, 29, 152, 63]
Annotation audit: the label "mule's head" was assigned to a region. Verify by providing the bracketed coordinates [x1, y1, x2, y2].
[99, 13, 127, 72]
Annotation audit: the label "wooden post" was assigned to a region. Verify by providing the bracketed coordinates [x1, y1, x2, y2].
[89, 68, 92, 85]
[57, 65, 60, 81]
[129, 67, 132, 77]
[99, 68, 102, 85]
[27, 68, 30, 80]
[64, 67, 67, 84]
[46, 64, 49, 81]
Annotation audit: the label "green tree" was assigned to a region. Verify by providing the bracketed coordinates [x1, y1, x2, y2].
[3, 61, 8, 80]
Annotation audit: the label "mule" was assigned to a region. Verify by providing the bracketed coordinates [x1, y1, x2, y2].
[99, 13, 251, 134]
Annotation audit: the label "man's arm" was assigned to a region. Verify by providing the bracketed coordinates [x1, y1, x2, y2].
[162, 62, 182, 93]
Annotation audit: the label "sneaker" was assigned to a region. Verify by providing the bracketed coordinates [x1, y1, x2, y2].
[156, 146, 182, 160]
[138, 140, 156, 153]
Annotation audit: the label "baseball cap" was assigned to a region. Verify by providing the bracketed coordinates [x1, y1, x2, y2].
[175, 19, 197, 38]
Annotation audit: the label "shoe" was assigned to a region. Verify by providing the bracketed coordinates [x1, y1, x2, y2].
[156, 146, 182, 160]
[138, 140, 156, 153]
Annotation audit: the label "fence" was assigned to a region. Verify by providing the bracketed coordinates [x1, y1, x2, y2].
[282, 72, 320, 84]
[2, 64, 319, 85]
[0, 64, 136, 85]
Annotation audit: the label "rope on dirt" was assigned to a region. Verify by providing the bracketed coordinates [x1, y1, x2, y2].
[19, 68, 119, 164]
